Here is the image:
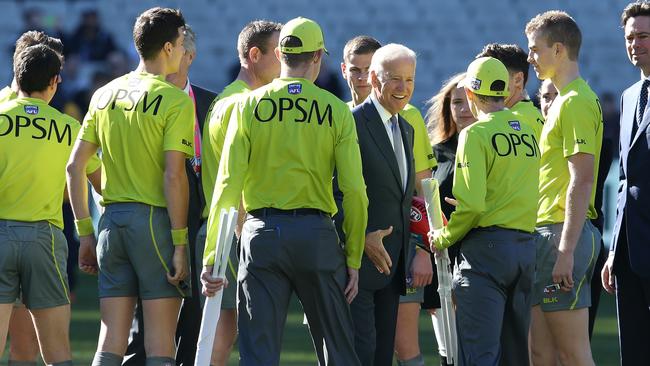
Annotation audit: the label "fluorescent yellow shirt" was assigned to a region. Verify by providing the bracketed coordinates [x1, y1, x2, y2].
[201, 80, 251, 219]
[434, 110, 540, 248]
[79, 71, 194, 207]
[0, 97, 100, 228]
[205, 78, 368, 268]
[537, 78, 603, 225]
[348, 101, 437, 172]
[510, 100, 544, 139]
[0, 86, 17, 103]
[400, 104, 437, 172]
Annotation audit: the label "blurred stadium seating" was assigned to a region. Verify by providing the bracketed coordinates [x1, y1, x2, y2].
[0, 0, 638, 108]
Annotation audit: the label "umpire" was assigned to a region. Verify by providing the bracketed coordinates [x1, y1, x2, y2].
[201, 17, 368, 366]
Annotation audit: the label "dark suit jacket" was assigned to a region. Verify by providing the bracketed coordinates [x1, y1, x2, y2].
[612, 79, 650, 278]
[176, 83, 217, 365]
[353, 98, 415, 293]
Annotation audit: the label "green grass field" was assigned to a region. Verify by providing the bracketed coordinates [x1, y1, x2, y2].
[3, 274, 621, 365]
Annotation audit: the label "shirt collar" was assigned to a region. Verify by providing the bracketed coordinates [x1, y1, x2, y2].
[182, 78, 191, 95]
[369, 92, 395, 124]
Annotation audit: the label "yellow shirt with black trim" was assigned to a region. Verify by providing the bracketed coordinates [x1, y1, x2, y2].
[205, 78, 369, 268]
[510, 99, 544, 139]
[79, 71, 194, 207]
[433, 109, 540, 248]
[348, 100, 437, 172]
[201, 79, 251, 219]
[537, 78, 603, 225]
[0, 97, 101, 228]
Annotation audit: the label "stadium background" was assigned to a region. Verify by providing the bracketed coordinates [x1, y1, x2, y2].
[0, 0, 630, 364]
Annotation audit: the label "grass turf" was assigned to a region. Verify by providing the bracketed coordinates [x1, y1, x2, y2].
[2, 273, 621, 365]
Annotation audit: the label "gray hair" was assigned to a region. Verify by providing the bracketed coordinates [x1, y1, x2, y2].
[369, 43, 416, 78]
[183, 24, 196, 54]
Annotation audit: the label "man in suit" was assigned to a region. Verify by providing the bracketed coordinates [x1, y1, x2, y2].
[122, 24, 218, 366]
[602, 3, 650, 365]
[350, 43, 416, 366]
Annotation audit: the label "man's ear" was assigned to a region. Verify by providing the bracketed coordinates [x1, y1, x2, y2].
[513, 71, 524, 88]
[163, 41, 174, 56]
[341, 62, 347, 79]
[249, 46, 261, 63]
[370, 70, 380, 88]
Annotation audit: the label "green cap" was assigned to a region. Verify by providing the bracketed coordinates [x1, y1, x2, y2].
[461, 57, 509, 97]
[279, 17, 328, 54]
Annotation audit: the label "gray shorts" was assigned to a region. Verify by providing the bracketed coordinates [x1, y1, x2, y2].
[400, 234, 424, 304]
[97, 203, 189, 299]
[196, 221, 238, 309]
[0, 220, 70, 309]
[533, 220, 601, 311]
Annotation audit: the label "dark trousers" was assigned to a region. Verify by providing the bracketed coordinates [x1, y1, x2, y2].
[453, 228, 535, 366]
[350, 276, 401, 366]
[614, 235, 650, 366]
[238, 213, 359, 366]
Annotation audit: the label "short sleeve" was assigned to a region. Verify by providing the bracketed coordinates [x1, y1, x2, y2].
[163, 94, 195, 156]
[560, 97, 600, 158]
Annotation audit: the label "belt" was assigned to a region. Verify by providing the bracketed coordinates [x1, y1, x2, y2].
[247, 208, 329, 218]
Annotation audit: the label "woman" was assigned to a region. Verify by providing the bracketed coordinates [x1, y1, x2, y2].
[422, 72, 476, 366]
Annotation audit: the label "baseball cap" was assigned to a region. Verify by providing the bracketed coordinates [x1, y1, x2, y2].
[279, 17, 328, 54]
[460, 57, 509, 97]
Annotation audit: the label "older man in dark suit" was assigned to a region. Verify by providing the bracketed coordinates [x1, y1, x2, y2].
[602, 3, 650, 365]
[122, 25, 217, 366]
[349, 43, 416, 366]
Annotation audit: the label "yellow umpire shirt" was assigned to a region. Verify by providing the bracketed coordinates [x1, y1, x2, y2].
[201, 79, 251, 219]
[537, 78, 603, 225]
[205, 77, 369, 268]
[433, 109, 540, 248]
[79, 71, 194, 207]
[510, 99, 544, 139]
[0, 97, 101, 228]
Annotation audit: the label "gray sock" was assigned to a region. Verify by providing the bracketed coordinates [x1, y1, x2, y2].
[397, 353, 425, 366]
[91, 352, 122, 366]
[145, 357, 175, 366]
[50, 361, 74, 366]
[8, 361, 37, 366]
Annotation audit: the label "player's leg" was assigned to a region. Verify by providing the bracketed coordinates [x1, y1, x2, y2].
[94, 297, 138, 364]
[236, 214, 297, 365]
[136, 205, 188, 364]
[29, 304, 71, 363]
[142, 298, 182, 359]
[93, 205, 140, 365]
[544, 309, 594, 366]
[8, 303, 39, 364]
[0, 303, 13, 359]
[20, 223, 72, 364]
[539, 222, 599, 366]
[529, 306, 558, 366]
[395, 302, 424, 366]
[395, 241, 425, 366]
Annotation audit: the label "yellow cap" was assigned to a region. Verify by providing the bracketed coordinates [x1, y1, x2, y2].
[279, 17, 328, 54]
[461, 57, 509, 97]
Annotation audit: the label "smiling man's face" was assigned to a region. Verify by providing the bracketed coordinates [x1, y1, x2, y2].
[370, 56, 415, 115]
